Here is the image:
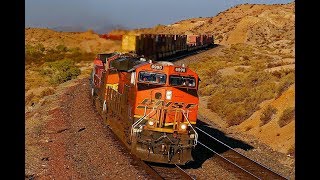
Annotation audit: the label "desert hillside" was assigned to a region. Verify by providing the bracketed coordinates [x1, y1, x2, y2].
[112, 2, 294, 55]
[25, 28, 121, 53]
[129, 2, 295, 45]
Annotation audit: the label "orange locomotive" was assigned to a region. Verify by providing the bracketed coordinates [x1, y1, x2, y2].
[90, 52, 199, 165]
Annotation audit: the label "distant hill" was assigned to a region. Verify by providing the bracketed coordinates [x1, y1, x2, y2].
[51, 25, 87, 32]
[25, 28, 121, 53]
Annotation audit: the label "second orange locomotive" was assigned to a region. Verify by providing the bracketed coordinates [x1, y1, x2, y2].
[91, 52, 199, 164]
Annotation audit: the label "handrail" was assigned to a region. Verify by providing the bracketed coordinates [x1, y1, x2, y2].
[181, 109, 198, 145]
[130, 106, 198, 146]
[130, 104, 161, 141]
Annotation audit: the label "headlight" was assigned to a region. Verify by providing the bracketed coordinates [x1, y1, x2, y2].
[180, 123, 187, 130]
[148, 120, 154, 126]
[166, 90, 172, 100]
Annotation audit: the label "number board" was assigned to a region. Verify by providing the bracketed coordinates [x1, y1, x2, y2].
[174, 67, 186, 73]
[151, 64, 163, 70]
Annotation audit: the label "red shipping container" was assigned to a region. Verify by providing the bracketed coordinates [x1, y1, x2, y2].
[187, 35, 197, 46]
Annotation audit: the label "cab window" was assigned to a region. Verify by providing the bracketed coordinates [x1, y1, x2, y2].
[169, 76, 196, 87]
[138, 71, 166, 84]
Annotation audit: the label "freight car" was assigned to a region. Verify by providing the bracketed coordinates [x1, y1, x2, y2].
[122, 34, 214, 60]
[90, 52, 199, 165]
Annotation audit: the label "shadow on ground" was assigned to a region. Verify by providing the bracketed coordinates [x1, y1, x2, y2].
[160, 44, 219, 62]
[183, 120, 254, 169]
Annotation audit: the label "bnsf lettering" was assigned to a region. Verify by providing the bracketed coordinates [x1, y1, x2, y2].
[185, 104, 196, 109]
[171, 102, 184, 108]
[165, 102, 172, 107]
[137, 99, 196, 109]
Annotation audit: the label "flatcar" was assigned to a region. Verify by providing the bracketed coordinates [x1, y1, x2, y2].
[90, 52, 199, 164]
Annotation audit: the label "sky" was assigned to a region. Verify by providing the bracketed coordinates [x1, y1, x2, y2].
[25, 0, 293, 33]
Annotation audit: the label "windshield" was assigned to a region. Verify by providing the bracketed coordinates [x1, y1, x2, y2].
[169, 76, 196, 87]
[138, 71, 166, 84]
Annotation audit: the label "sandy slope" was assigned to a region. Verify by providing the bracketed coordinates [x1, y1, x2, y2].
[232, 84, 295, 154]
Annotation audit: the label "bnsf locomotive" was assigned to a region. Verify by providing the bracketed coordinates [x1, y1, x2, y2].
[90, 52, 199, 164]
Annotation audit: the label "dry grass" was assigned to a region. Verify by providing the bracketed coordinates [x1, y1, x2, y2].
[25, 87, 56, 106]
[260, 105, 277, 126]
[189, 43, 294, 127]
[278, 107, 295, 127]
[276, 72, 295, 98]
[26, 43, 95, 65]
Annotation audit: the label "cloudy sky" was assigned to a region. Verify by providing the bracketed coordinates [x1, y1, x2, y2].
[26, 0, 293, 33]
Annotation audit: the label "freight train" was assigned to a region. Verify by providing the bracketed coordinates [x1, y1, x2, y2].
[90, 52, 199, 165]
[101, 33, 214, 60]
[90, 33, 213, 164]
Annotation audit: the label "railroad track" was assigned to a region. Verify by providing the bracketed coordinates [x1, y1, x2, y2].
[161, 44, 216, 62]
[146, 162, 195, 180]
[196, 127, 289, 180]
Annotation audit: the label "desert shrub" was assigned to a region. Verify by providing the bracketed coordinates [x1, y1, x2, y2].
[271, 69, 295, 79]
[278, 107, 295, 127]
[65, 50, 95, 63]
[207, 71, 277, 127]
[25, 44, 95, 65]
[199, 84, 216, 96]
[245, 125, 253, 131]
[267, 60, 293, 68]
[39, 87, 55, 98]
[56, 44, 68, 52]
[25, 92, 41, 107]
[276, 72, 295, 97]
[42, 49, 65, 62]
[25, 92, 35, 105]
[40, 59, 81, 84]
[242, 55, 250, 61]
[260, 105, 277, 126]
[235, 67, 246, 72]
[216, 35, 223, 40]
[189, 44, 287, 127]
[25, 44, 46, 64]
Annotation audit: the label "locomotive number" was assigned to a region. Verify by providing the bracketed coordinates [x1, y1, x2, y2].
[174, 67, 186, 73]
[151, 64, 163, 70]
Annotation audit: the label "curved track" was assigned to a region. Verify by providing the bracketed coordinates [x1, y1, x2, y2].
[146, 162, 195, 180]
[196, 127, 288, 180]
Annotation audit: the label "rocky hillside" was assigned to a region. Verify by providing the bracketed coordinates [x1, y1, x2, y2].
[25, 28, 121, 53]
[115, 2, 294, 55]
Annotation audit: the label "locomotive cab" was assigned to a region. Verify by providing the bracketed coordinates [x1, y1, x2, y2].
[130, 61, 199, 164]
